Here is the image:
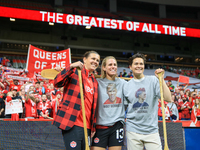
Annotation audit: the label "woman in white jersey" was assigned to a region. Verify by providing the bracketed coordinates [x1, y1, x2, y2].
[91, 56, 127, 150]
[124, 53, 171, 150]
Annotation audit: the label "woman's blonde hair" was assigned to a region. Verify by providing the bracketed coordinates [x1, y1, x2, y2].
[7, 92, 13, 97]
[195, 98, 200, 109]
[101, 56, 117, 79]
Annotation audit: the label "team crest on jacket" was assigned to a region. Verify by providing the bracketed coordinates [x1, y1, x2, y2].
[94, 137, 99, 143]
[70, 141, 77, 148]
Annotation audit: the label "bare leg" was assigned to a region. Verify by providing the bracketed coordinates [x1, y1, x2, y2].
[91, 146, 106, 150]
[108, 146, 122, 150]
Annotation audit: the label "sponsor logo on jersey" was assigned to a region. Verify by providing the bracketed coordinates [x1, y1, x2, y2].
[70, 141, 77, 148]
[85, 85, 94, 94]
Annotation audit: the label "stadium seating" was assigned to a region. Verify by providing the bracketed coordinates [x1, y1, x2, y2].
[21, 59, 27, 68]
[0, 0, 54, 11]
[16, 59, 23, 69]
[12, 59, 18, 68]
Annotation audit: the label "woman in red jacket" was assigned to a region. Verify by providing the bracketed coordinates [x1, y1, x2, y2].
[51, 91, 62, 118]
[52, 51, 100, 150]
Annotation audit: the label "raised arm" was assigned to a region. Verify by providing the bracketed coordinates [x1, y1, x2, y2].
[54, 61, 84, 87]
[183, 84, 188, 91]
[0, 82, 5, 89]
[4, 78, 10, 86]
[155, 69, 171, 103]
[176, 77, 180, 87]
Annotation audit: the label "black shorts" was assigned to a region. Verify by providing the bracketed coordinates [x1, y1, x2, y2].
[91, 121, 124, 148]
[62, 125, 91, 150]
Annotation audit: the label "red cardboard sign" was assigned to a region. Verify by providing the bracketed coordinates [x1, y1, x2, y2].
[179, 75, 189, 84]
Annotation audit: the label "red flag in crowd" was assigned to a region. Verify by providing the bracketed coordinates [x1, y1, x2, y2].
[179, 75, 189, 84]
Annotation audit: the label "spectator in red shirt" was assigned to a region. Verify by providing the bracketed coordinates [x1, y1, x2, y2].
[177, 94, 183, 120]
[1, 57, 10, 67]
[37, 94, 51, 119]
[43, 79, 50, 88]
[2, 78, 10, 91]
[158, 101, 171, 121]
[45, 88, 52, 102]
[51, 91, 62, 118]
[189, 91, 198, 107]
[5, 87, 22, 118]
[178, 95, 191, 120]
[185, 89, 191, 99]
[10, 79, 21, 92]
[25, 91, 39, 119]
[118, 72, 123, 77]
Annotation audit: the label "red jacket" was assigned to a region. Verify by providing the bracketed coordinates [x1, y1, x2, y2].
[52, 65, 98, 132]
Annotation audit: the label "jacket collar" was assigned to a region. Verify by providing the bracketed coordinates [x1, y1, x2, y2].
[83, 66, 94, 78]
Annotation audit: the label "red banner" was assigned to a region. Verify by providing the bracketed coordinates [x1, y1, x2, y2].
[0, 6, 200, 38]
[26, 45, 71, 77]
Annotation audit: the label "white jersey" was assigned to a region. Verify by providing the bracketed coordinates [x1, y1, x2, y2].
[96, 78, 127, 126]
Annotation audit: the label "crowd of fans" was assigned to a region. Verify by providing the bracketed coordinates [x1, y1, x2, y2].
[0, 60, 200, 122]
[117, 69, 200, 122]
[0, 66, 63, 120]
[118, 69, 133, 78]
[160, 80, 200, 122]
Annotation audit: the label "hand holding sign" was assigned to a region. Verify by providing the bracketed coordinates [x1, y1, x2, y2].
[5, 99, 23, 115]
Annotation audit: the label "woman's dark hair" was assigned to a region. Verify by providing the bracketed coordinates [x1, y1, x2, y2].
[128, 53, 146, 66]
[83, 51, 99, 58]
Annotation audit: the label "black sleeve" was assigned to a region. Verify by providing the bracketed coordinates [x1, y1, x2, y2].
[2, 102, 5, 109]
